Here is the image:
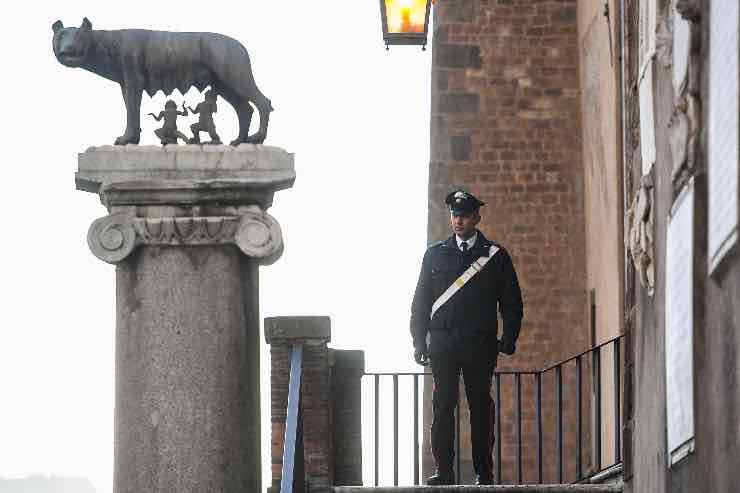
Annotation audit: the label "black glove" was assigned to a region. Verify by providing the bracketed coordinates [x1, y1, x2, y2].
[498, 338, 516, 355]
[414, 348, 429, 366]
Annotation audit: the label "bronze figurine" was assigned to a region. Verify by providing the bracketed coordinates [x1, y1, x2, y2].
[148, 100, 189, 145]
[52, 18, 273, 146]
[188, 90, 221, 145]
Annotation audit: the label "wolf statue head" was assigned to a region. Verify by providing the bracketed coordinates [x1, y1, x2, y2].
[52, 18, 93, 68]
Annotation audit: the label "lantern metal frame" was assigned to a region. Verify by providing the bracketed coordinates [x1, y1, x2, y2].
[379, 0, 432, 48]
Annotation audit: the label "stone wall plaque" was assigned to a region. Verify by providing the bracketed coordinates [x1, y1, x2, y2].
[665, 179, 695, 465]
[708, 0, 739, 275]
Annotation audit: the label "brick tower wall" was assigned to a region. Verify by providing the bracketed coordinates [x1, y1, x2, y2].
[425, 0, 591, 484]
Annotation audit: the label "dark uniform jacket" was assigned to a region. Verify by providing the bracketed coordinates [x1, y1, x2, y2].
[410, 230, 524, 355]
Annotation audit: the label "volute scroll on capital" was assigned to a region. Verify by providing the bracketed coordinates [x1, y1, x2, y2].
[87, 212, 137, 264]
[87, 210, 283, 265]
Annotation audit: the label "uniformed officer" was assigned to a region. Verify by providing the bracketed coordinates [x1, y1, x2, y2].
[410, 189, 524, 485]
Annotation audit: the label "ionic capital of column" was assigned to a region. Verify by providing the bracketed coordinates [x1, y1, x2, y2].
[87, 208, 284, 265]
[76, 144, 295, 264]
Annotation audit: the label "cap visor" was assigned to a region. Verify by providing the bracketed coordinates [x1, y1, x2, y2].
[450, 207, 476, 215]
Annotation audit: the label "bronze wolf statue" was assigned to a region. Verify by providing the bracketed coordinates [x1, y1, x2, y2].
[52, 18, 272, 146]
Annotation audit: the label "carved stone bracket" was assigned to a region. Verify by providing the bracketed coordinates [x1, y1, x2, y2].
[627, 173, 655, 296]
[88, 210, 283, 265]
[675, 0, 701, 23]
[669, 97, 691, 177]
[669, 92, 701, 191]
[668, 0, 703, 193]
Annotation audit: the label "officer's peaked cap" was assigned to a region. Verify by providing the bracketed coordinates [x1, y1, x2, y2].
[445, 189, 485, 214]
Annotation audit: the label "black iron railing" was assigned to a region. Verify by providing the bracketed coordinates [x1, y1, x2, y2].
[363, 335, 624, 486]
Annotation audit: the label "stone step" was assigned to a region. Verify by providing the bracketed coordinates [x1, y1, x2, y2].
[334, 485, 621, 493]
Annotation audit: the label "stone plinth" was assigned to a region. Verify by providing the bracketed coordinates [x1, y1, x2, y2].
[78, 145, 294, 493]
[77, 144, 294, 206]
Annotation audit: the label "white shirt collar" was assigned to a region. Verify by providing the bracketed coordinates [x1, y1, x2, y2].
[456, 231, 477, 251]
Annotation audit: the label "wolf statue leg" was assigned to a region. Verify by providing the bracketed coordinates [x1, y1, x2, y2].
[229, 99, 254, 146]
[115, 83, 142, 145]
[244, 92, 271, 145]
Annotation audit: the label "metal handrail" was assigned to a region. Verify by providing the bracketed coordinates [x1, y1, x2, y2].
[539, 335, 624, 373]
[362, 334, 626, 377]
[363, 334, 625, 485]
[281, 344, 303, 493]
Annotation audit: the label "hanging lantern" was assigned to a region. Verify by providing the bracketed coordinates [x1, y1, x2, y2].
[379, 0, 432, 49]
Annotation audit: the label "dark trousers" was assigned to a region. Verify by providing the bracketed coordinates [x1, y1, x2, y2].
[430, 346, 495, 479]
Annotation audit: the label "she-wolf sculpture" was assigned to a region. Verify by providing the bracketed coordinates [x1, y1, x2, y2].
[52, 18, 272, 146]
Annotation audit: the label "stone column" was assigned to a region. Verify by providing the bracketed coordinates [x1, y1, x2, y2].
[265, 316, 333, 493]
[77, 145, 294, 493]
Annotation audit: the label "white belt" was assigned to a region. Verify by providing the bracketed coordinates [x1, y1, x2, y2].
[430, 245, 500, 320]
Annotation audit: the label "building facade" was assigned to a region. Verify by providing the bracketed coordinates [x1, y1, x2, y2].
[425, 0, 739, 490]
[619, 0, 740, 492]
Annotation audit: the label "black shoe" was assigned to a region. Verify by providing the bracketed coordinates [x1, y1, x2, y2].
[474, 474, 493, 485]
[427, 470, 455, 486]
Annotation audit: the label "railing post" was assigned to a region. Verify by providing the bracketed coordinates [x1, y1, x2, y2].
[393, 374, 399, 486]
[594, 346, 602, 472]
[516, 373, 522, 484]
[556, 365, 563, 483]
[614, 338, 621, 463]
[455, 398, 461, 482]
[374, 375, 379, 487]
[495, 373, 502, 484]
[413, 374, 420, 485]
[576, 355, 582, 481]
[536, 372, 543, 484]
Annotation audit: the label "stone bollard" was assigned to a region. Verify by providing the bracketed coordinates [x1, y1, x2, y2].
[265, 316, 333, 493]
[77, 145, 294, 493]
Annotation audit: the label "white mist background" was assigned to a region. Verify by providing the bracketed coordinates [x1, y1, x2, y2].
[0, 1, 431, 492]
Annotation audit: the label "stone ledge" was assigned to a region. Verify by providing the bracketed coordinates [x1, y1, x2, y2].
[79, 144, 293, 171]
[333, 485, 622, 493]
[76, 145, 295, 200]
[264, 316, 331, 343]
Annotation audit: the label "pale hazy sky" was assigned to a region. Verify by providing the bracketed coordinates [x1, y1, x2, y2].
[0, 1, 431, 492]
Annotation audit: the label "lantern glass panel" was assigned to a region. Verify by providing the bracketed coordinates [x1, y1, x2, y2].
[384, 0, 427, 34]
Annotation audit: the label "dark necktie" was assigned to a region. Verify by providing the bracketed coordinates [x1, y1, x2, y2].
[461, 242, 468, 254]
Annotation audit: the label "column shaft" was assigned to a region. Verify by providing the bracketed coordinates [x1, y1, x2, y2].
[114, 245, 260, 493]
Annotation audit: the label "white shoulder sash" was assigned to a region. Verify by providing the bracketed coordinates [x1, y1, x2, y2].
[430, 245, 500, 320]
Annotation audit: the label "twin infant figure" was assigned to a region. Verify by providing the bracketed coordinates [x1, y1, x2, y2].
[148, 90, 220, 145]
